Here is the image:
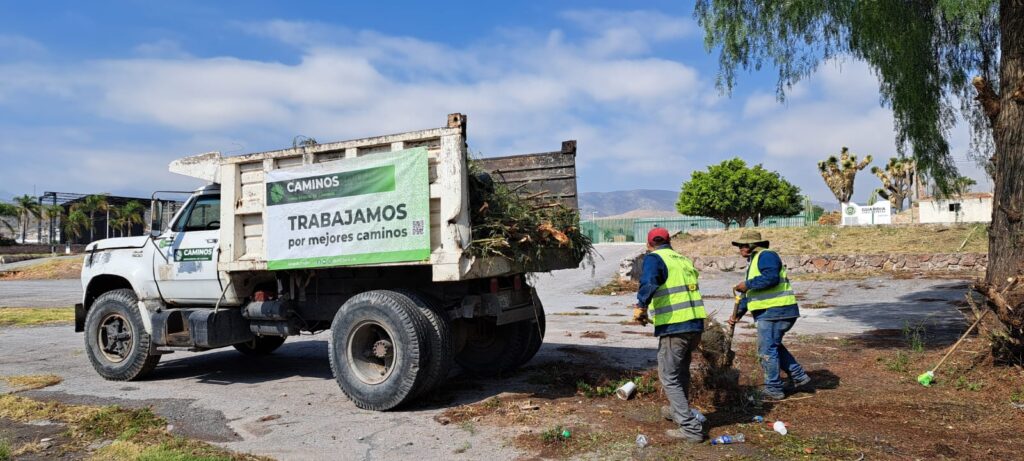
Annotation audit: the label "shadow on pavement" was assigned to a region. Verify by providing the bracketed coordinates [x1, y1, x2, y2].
[808, 280, 974, 348]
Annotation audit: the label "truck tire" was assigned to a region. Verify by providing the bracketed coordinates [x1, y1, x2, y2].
[329, 290, 431, 411]
[233, 336, 286, 356]
[454, 319, 526, 377]
[396, 290, 453, 397]
[514, 290, 546, 368]
[84, 289, 161, 381]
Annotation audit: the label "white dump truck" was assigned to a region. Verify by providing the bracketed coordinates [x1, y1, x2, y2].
[75, 113, 581, 410]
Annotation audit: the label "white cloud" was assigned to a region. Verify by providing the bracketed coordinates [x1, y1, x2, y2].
[133, 39, 190, 59]
[0, 34, 46, 58]
[3, 10, 985, 200]
[560, 9, 695, 57]
[0, 12, 727, 196]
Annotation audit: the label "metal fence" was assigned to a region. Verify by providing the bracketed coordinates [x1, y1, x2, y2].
[582, 214, 819, 244]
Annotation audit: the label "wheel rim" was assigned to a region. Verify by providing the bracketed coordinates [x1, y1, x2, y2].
[98, 313, 134, 363]
[347, 320, 397, 385]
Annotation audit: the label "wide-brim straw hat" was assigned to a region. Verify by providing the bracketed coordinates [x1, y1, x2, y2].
[731, 230, 768, 247]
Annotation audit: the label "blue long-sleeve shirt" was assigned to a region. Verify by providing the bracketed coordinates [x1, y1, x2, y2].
[637, 244, 704, 336]
[735, 248, 799, 321]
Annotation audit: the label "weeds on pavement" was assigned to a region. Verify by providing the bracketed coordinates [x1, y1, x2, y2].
[902, 322, 926, 352]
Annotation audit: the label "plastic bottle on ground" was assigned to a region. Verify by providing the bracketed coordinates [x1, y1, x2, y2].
[773, 421, 788, 435]
[751, 415, 765, 423]
[691, 409, 707, 424]
[710, 433, 746, 445]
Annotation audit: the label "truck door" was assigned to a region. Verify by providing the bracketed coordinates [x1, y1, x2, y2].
[153, 194, 223, 304]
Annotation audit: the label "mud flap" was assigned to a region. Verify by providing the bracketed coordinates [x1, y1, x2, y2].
[74, 303, 85, 332]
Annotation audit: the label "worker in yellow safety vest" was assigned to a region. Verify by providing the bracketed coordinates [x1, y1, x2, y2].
[633, 227, 707, 443]
[727, 230, 811, 400]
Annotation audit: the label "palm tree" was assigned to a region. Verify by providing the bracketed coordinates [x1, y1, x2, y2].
[117, 201, 145, 236]
[62, 209, 89, 243]
[109, 210, 127, 238]
[42, 204, 65, 244]
[0, 202, 17, 236]
[12, 195, 41, 243]
[74, 194, 109, 242]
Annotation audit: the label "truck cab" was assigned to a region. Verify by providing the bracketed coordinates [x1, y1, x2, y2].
[151, 185, 224, 304]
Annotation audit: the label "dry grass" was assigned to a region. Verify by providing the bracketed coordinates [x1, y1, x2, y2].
[0, 257, 82, 280]
[584, 277, 639, 295]
[0, 394, 267, 460]
[1, 374, 62, 391]
[673, 224, 988, 257]
[0, 308, 74, 327]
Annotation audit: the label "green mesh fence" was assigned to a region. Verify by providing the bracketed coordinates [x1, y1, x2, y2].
[581, 214, 815, 243]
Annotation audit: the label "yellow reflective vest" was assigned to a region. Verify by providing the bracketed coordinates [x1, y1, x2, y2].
[745, 249, 798, 311]
[648, 248, 707, 327]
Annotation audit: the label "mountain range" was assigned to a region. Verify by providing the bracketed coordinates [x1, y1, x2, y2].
[579, 189, 837, 218]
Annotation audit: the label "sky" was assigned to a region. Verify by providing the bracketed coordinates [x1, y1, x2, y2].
[0, 1, 992, 207]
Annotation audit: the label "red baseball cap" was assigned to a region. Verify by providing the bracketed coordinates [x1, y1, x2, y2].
[647, 227, 670, 246]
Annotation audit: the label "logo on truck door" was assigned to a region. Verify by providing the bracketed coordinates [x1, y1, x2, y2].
[174, 247, 214, 262]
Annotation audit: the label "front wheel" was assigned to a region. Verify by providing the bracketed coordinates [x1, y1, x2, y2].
[84, 289, 161, 381]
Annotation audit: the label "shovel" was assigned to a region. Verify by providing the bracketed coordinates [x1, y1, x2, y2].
[917, 309, 989, 387]
[724, 289, 741, 368]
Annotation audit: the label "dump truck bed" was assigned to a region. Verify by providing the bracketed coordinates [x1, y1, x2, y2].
[169, 114, 579, 281]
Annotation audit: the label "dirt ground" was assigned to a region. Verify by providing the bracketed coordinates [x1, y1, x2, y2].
[672, 224, 988, 257]
[0, 258, 82, 280]
[438, 329, 1024, 460]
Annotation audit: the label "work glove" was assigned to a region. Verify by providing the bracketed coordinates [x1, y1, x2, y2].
[632, 305, 649, 326]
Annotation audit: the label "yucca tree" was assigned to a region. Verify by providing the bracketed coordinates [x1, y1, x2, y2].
[818, 147, 872, 204]
[117, 201, 145, 236]
[74, 194, 109, 243]
[12, 194, 41, 243]
[62, 208, 89, 243]
[872, 157, 915, 212]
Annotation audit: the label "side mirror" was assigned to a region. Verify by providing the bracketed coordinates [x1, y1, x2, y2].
[149, 229, 162, 239]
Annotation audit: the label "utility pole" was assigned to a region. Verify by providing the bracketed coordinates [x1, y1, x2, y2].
[36, 195, 42, 244]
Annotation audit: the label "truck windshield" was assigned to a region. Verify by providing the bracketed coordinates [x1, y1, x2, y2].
[172, 195, 221, 232]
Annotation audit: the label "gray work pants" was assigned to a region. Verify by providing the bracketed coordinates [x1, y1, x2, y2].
[658, 331, 704, 436]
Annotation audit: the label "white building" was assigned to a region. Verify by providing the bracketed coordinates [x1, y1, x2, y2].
[918, 192, 992, 224]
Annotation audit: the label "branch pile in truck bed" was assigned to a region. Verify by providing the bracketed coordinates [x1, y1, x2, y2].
[465, 161, 593, 271]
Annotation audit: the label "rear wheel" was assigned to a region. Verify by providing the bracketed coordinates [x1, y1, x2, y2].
[514, 289, 546, 368]
[397, 290, 453, 397]
[454, 319, 526, 377]
[329, 290, 431, 410]
[233, 336, 286, 356]
[84, 289, 161, 381]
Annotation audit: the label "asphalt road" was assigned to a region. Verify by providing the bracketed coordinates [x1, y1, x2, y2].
[0, 244, 973, 460]
[0, 279, 82, 307]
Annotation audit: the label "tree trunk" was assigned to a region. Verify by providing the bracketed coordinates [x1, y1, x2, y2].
[982, 0, 1024, 359]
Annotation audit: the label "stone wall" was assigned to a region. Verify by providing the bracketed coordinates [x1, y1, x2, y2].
[624, 252, 987, 280]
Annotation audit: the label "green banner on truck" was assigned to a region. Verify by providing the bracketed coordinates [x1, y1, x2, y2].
[264, 148, 431, 270]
